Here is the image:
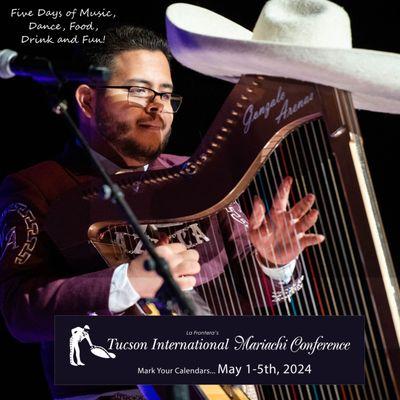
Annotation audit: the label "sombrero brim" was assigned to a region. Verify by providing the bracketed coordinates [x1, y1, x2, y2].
[166, 3, 400, 114]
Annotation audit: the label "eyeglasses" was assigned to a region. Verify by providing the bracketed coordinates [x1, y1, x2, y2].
[95, 85, 183, 113]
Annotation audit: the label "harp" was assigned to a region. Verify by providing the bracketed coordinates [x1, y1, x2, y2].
[46, 75, 400, 400]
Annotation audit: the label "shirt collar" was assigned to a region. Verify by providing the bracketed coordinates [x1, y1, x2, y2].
[91, 148, 149, 175]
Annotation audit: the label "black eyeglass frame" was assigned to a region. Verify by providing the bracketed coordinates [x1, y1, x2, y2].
[93, 85, 183, 113]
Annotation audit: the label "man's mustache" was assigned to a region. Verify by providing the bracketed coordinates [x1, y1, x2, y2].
[137, 117, 166, 130]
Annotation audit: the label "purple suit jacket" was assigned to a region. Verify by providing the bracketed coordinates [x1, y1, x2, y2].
[0, 147, 189, 341]
[0, 143, 303, 398]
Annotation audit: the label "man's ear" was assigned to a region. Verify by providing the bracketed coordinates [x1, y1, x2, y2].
[75, 84, 96, 118]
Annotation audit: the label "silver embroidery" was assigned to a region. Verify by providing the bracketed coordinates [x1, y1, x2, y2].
[225, 204, 249, 228]
[0, 203, 39, 264]
[271, 275, 304, 303]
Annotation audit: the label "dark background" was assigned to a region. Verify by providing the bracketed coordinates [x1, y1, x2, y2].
[0, 1, 398, 397]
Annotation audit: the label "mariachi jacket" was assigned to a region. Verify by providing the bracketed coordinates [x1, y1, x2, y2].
[0, 143, 304, 343]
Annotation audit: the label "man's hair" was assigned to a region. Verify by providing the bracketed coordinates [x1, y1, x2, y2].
[85, 25, 171, 72]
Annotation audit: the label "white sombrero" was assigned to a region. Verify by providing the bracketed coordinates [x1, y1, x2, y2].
[166, 0, 400, 114]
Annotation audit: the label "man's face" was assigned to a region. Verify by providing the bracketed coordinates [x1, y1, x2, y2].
[94, 50, 174, 165]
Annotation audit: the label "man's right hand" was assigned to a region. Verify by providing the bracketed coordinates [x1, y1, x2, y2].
[127, 243, 200, 298]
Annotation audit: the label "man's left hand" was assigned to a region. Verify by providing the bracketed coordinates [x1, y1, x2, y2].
[248, 176, 325, 266]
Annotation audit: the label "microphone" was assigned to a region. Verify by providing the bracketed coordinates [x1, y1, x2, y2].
[0, 49, 109, 83]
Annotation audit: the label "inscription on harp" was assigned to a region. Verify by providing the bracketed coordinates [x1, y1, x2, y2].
[242, 86, 315, 133]
[243, 86, 285, 134]
[172, 223, 210, 248]
[114, 232, 128, 254]
[99, 222, 211, 257]
[275, 92, 314, 125]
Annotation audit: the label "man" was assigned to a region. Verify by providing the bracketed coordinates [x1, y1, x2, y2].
[69, 325, 93, 366]
[0, 26, 322, 399]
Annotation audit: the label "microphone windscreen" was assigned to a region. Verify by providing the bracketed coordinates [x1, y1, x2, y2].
[0, 49, 17, 79]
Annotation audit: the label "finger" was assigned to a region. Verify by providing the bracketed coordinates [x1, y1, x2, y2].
[155, 246, 185, 268]
[181, 249, 200, 262]
[163, 253, 184, 269]
[158, 248, 198, 269]
[155, 245, 172, 258]
[299, 233, 325, 250]
[173, 260, 201, 276]
[156, 242, 187, 256]
[168, 242, 188, 253]
[289, 193, 315, 220]
[248, 196, 266, 230]
[272, 176, 292, 213]
[173, 261, 201, 275]
[295, 209, 319, 233]
[249, 222, 272, 243]
[177, 275, 197, 290]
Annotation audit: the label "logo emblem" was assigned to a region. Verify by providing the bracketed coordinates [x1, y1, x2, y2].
[69, 325, 116, 366]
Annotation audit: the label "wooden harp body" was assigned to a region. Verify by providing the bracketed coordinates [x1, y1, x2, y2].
[46, 75, 400, 399]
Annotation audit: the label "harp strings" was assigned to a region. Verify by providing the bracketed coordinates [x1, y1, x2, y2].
[285, 126, 346, 400]
[313, 120, 389, 399]
[100, 117, 391, 399]
[185, 122, 314, 399]
[196, 118, 387, 399]
[267, 119, 387, 400]
[242, 155, 310, 400]
[312, 120, 385, 399]
[274, 132, 337, 399]
[257, 130, 325, 400]
[286, 123, 357, 400]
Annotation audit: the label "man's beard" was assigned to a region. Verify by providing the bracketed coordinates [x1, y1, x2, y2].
[95, 105, 171, 164]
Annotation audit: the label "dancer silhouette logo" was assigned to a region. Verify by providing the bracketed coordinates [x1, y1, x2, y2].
[69, 325, 116, 366]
